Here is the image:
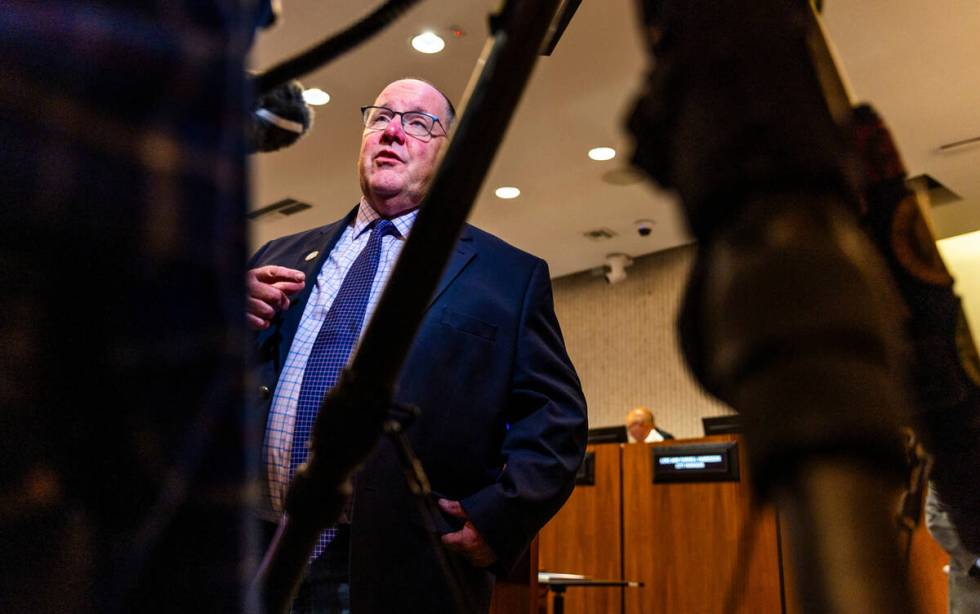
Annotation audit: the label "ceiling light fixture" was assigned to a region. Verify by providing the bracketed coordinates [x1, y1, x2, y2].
[495, 186, 521, 199]
[302, 88, 331, 106]
[411, 31, 445, 54]
[588, 147, 616, 161]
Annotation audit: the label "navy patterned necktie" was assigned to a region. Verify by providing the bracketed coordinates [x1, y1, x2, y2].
[290, 218, 398, 558]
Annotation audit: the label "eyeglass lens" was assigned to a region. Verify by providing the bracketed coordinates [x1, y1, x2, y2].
[363, 106, 439, 137]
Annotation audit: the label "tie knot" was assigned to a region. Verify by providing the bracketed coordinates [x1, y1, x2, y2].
[372, 218, 399, 239]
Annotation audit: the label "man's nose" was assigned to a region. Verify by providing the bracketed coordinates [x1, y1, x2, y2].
[380, 118, 406, 143]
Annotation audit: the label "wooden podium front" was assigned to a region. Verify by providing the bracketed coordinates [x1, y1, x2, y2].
[538, 435, 951, 613]
[622, 435, 781, 614]
[539, 444, 624, 614]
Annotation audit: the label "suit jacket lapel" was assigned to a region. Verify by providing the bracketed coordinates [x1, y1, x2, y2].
[427, 226, 476, 309]
[276, 208, 357, 369]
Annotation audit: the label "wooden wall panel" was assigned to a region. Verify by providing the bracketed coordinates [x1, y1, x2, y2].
[490, 538, 539, 614]
[538, 444, 624, 614]
[906, 521, 950, 613]
[622, 435, 782, 614]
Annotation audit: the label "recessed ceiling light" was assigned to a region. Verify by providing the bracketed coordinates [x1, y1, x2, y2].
[588, 147, 616, 161]
[495, 186, 521, 199]
[412, 31, 445, 54]
[302, 88, 331, 106]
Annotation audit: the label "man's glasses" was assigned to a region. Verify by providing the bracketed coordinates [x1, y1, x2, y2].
[360, 105, 447, 141]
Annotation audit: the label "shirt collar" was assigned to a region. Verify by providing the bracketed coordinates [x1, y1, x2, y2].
[353, 197, 419, 239]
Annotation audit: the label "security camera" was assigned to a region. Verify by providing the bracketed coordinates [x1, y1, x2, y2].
[635, 219, 655, 237]
[604, 253, 634, 284]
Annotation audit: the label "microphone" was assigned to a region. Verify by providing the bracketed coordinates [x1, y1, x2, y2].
[247, 80, 313, 153]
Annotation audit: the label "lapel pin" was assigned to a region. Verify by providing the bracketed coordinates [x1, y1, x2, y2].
[304, 250, 319, 262]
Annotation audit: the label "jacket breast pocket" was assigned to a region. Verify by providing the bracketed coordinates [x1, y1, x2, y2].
[439, 308, 497, 342]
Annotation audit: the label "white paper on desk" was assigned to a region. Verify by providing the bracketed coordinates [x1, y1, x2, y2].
[538, 572, 587, 582]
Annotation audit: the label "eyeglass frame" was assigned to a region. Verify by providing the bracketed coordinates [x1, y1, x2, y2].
[360, 105, 448, 141]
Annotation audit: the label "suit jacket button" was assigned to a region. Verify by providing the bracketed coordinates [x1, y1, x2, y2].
[258, 385, 271, 400]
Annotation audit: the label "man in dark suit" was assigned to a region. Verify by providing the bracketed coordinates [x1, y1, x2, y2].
[246, 78, 588, 613]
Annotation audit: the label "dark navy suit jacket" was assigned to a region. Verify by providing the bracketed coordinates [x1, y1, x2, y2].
[248, 208, 588, 613]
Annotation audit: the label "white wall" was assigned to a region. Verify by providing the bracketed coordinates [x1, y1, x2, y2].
[551, 231, 980, 440]
[938, 230, 980, 336]
[551, 244, 732, 440]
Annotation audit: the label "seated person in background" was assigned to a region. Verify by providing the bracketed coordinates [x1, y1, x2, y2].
[626, 407, 674, 443]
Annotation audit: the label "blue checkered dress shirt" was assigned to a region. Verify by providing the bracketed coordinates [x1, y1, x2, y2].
[264, 201, 417, 518]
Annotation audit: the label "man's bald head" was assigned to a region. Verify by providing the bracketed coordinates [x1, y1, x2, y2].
[626, 407, 656, 442]
[357, 78, 455, 217]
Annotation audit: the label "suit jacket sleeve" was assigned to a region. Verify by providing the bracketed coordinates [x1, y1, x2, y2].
[459, 258, 588, 572]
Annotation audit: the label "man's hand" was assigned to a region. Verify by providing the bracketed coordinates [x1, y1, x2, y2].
[437, 498, 498, 568]
[246, 265, 306, 330]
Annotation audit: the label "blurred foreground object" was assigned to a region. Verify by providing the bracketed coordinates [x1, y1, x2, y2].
[854, 104, 980, 556]
[248, 80, 313, 153]
[627, 1, 919, 611]
[0, 2, 257, 611]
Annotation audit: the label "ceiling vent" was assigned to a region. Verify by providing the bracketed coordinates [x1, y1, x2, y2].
[906, 174, 962, 208]
[248, 197, 313, 221]
[601, 167, 645, 186]
[583, 227, 617, 241]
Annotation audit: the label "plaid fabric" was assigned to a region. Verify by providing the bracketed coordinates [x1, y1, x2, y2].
[0, 2, 262, 611]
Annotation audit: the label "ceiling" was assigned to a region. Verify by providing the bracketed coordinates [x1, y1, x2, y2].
[250, 0, 980, 278]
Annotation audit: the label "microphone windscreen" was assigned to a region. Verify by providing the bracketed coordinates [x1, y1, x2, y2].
[247, 80, 313, 153]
